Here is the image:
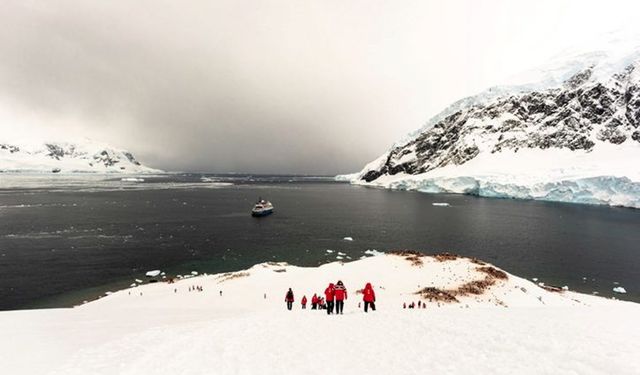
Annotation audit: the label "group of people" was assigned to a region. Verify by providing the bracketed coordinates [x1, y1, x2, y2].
[284, 281, 377, 314]
[403, 301, 426, 309]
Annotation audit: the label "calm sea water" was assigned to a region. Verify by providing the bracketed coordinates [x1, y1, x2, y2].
[0, 174, 638, 310]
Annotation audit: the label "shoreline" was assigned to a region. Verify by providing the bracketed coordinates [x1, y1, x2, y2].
[2, 252, 638, 374]
[7, 250, 637, 312]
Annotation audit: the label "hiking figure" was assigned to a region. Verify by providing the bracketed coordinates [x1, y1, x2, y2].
[362, 282, 376, 313]
[311, 294, 318, 309]
[285, 288, 294, 310]
[301, 295, 307, 309]
[324, 283, 335, 315]
[334, 280, 347, 314]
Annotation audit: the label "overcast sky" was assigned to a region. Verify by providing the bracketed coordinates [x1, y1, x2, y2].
[2, 0, 640, 174]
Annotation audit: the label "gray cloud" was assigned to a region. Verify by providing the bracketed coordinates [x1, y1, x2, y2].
[2, 0, 639, 173]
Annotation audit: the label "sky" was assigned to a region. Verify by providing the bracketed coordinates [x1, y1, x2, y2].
[2, 0, 640, 174]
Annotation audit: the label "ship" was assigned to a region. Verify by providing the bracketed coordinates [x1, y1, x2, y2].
[251, 198, 274, 217]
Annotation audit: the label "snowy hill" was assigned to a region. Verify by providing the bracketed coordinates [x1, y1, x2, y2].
[342, 41, 640, 208]
[0, 139, 161, 173]
[0, 252, 637, 374]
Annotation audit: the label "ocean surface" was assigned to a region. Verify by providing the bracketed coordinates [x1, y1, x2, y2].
[0, 173, 638, 310]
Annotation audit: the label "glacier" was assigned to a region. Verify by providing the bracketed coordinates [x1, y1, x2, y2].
[341, 37, 640, 209]
[356, 175, 640, 208]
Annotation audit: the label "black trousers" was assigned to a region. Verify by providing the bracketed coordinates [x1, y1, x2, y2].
[364, 301, 376, 312]
[335, 300, 344, 314]
[311, 303, 317, 310]
[286, 301, 292, 310]
[326, 300, 334, 314]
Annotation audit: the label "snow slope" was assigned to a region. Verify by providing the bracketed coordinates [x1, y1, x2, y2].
[0, 138, 161, 173]
[1, 253, 638, 375]
[342, 38, 640, 208]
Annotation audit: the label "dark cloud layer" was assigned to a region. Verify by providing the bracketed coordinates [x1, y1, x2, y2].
[1, 1, 637, 173]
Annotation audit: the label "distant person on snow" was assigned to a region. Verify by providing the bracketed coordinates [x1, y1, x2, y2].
[301, 295, 308, 309]
[285, 288, 295, 311]
[362, 282, 376, 313]
[334, 280, 347, 314]
[324, 283, 335, 315]
[311, 294, 318, 309]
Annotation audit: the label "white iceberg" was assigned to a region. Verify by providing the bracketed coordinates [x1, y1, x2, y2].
[364, 249, 384, 257]
[613, 287, 627, 294]
[343, 237, 354, 241]
[145, 270, 161, 277]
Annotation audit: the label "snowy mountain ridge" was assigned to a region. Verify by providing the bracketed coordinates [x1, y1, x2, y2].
[0, 138, 161, 173]
[343, 42, 640, 208]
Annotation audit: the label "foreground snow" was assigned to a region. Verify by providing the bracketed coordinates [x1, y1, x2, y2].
[1, 253, 638, 375]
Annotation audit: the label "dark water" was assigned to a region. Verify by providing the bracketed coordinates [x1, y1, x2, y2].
[0, 174, 638, 310]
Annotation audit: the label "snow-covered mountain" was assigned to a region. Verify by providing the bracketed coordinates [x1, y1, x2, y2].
[0, 139, 161, 173]
[342, 41, 640, 208]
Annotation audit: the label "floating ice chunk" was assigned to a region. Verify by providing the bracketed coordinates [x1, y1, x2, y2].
[562, 286, 569, 291]
[145, 270, 161, 277]
[121, 178, 144, 182]
[613, 287, 627, 294]
[130, 283, 137, 287]
[326, 249, 334, 253]
[105, 291, 113, 295]
[538, 282, 545, 287]
[336, 256, 344, 260]
[337, 252, 346, 256]
[135, 279, 143, 283]
[432, 202, 450, 207]
[364, 249, 384, 257]
[532, 278, 538, 282]
[343, 237, 354, 241]
[191, 271, 198, 275]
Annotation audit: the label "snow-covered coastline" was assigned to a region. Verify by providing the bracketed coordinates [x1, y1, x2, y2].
[0, 139, 161, 174]
[339, 142, 640, 208]
[341, 41, 640, 209]
[1, 252, 638, 375]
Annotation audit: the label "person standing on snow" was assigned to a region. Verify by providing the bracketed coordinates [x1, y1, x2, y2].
[311, 293, 318, 309]
[324, 283, 335, 315]
[285, 288, 295, 311]
[301, 295, 308, 309]
[334, 280, 347, 314]
[362, 282, 376, 312]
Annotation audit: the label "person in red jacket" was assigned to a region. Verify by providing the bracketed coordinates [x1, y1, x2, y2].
[311, 293, 318, 309]
[362, 282, 376, 312]
[301, 295, 308, 309]
[324, 283, 335, 315]
[334, 280, 347, 314]
[285, 288, 294, 311]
